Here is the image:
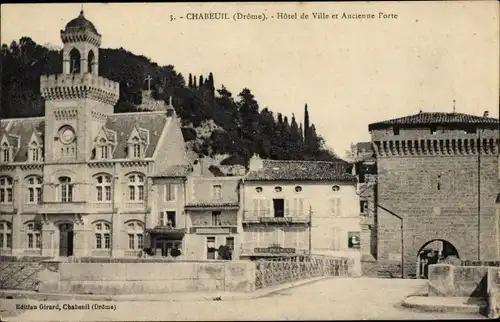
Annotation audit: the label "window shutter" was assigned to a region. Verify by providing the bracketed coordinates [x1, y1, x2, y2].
[298, 198, 304, 216]
[158, 212, 164, 226]
[266, 199, 272, 216]
[285, 199, 290, 216]
[330, 198, 337, 216]
[259, 199, 267, 217]
[252, 198, 259, 216]
[336, 198, 341, 216]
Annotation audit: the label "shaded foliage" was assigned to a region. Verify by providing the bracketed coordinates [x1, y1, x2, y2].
[1, 37, 340, 164]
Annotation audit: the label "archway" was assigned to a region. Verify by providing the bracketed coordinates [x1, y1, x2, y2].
[69, 48, 81, 74]
[416, 239, 459, 279]
[87, 50, 95, 73]
[58, 223, 74, 257]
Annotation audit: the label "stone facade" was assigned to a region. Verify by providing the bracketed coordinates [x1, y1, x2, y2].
[240, 156, 361, 266]
[365, 111, 500, 278]
[0, 11, 191, 260]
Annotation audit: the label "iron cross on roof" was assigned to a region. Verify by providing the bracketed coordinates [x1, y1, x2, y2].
[145, 75, 153, 91]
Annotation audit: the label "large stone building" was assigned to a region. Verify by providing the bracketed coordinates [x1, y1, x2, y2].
[239, 155, 361, 271]
[365, 111, 500, 278]
[0, 10, 191, 258]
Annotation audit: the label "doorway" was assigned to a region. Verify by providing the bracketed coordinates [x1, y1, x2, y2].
[416, 239, 459, 279]
[59, 223, 74, 257]
[273, 199, 285, 217]
[155, 239, 182, 257]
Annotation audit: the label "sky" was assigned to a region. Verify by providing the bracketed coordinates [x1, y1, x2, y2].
[2, 2, 499, 158]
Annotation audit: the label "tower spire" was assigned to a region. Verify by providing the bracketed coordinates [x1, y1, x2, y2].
[453, 99, 456, 113]
[80, 3, 84, 15]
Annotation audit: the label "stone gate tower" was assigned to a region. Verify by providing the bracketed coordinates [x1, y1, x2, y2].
[369, 111, 500, 278]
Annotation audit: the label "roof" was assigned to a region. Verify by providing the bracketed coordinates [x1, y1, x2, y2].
[245, 160, 356, 182]
[152, 165, 193, 178]
[369, 112, 499, 130]
[0, 117, 44, 162]
[105, 112, 168, 159]
[0, 111, 170, 162]
[64, 10, 99, 34]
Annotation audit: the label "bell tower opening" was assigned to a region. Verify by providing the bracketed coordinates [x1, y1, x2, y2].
[87, 50, 95, 74]
[69, 48, 81, 74]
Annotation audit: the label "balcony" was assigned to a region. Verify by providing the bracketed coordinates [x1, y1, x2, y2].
[185, 201, 239, 211]
[0, 203, 15, 214]
[242, 211, 310, 225]
[123, 202, 146, 213]
[240, 244, 309, 257]
[39, 201, 90, 214]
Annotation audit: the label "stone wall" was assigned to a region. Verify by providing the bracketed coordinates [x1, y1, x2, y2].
[0, 256, 51, 290]
[487, 267, 500, 319]
[37, 260, 256, 295]
[428, 264, 498, 298]
[376, 155, 499, 277]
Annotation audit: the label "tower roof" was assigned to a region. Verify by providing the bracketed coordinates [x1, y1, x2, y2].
[64, 10, 98, 34]
[368, 112, 499, 131]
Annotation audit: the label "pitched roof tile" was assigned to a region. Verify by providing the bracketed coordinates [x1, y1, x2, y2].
[245, 160, 355, 182]
[0, 117, 45, 162]
[369, 112, 499, 130]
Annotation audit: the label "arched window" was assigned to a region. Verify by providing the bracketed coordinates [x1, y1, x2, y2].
[128, 174, 144, 201]
[0, 221, 12, 250]
[0, 176, 13, 204]
[25, 222, 41, 249]
[69, 48, 81, 74]
[27, 176, 43, 204]
[59, 176, 73, 203]
[96, 174, 112, 202]
[94, 221, 111, 249]
[126, 221, 144, 250]
[87, 50, 95, 73]
[1, 142, 10, 162]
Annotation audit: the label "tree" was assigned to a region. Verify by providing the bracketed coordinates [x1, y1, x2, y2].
[217, 245, 232, 260]
[170, 247, 181, 259]
[304, 104, 310, 145]
[188, 73, 193, 88]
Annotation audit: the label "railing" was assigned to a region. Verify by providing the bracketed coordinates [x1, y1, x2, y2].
[243, 211, 310, 224]
[254, 255, 351, 289]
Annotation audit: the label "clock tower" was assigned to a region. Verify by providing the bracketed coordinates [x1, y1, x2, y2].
[40, 10, 119, 163]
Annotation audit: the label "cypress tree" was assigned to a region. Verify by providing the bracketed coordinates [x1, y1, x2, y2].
[188, 73, 193, 88]
[304, 104, 310, 145]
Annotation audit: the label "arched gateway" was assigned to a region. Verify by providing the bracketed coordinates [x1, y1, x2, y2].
[416, 239, 459, 279]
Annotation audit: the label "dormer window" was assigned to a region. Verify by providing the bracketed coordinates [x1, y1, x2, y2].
[29, 141, 42, 162]
[1, 143, 11, 163]
[128, 136, 143, 159]
[100, 146, 109, 159]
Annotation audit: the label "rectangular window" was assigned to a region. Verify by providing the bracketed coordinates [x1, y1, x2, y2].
[166, 211, 176, 228]
[137, 234, 144, 249]
[6, 234, 11, 248]
[35, 233, 41, 249]
[128, 234, 134, 249]
[96, 234, 102, 249]
[0, 234, 3, 248]
[138, 186, 144, 201]
[165, 184, 176, 201]
[105, 186, 111, 201]
[212, 185, 222, 200]
[100, 146, 108, 159]
[360, 200, 369, 214]
[104, 233, 111, 249]
[273, 199, 285, 218]
[226, 237, 234, 250]
[0, 189, 4, 202]
[3, 149, 9, 162]
[97, 186, 103, 201]
[330, 197, 341, 216]
[212, 211, 221, 226]
[29, 188, 35, 203]
[207, 237, 216, 260]
[159, 212, 165, 226]
[133, 144, 141, 158]
[28, 234, 33, 249]
[128, 186, 135, 201]
[7, 188, 12, 202]
[36, 187, 42, 203]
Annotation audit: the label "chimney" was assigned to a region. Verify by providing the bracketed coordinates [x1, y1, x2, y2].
[483, 111, 489, 117]
[249, 154, 263, 171]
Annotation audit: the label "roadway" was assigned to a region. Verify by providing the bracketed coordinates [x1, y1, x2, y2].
[1, 277, 486, 321]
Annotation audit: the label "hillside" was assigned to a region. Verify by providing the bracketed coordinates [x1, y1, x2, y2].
[1, 37, 340, 165]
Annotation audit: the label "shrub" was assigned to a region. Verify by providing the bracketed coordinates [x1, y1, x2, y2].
[218, 245, 232, 260]
[170, 248, 181, 258]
